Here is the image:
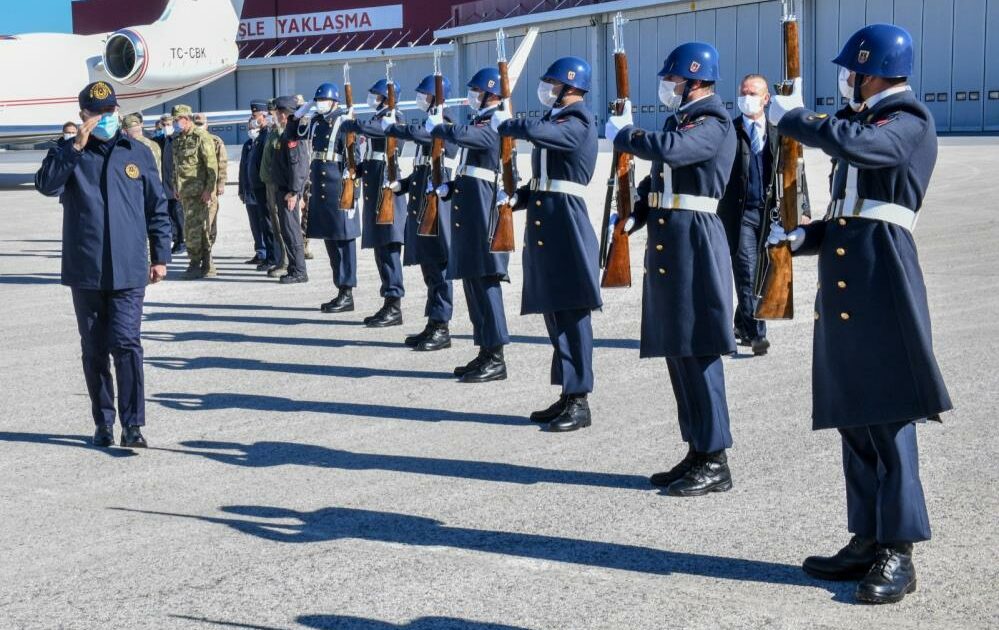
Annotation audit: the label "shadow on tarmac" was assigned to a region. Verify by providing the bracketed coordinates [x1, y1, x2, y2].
[141, 311, 365, 327]
[146, 356, 453, 380]
[142, 330, 403, 350]
[0, 272, 62, 284]
[0, 432, 137, 458]
[452, 334, 640, 350]
[298, 615, 530, 630]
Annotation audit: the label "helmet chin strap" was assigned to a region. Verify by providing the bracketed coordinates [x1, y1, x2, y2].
[553, 84, 570, 109]
[679, 80, 694, 108]
[852, 73, 867, 106]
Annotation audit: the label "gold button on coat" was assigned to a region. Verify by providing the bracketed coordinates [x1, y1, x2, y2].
[840, 312, 850, 320]
[455, 222, 460, 227]
[537, 240, 544, 246]
[837, 218, 847, 226]
[814, 312, 820, 320]
[658, 218, 665, 225]
[837, 280, 847, 289]
[655, 244, 663, 251]
[836, 247, 846, 256]
[535, 200, 542, 206]
[534, 220, 541, 226]
[658, 268, 666, 275]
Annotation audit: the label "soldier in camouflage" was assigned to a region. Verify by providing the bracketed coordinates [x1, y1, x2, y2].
[171, 104, 219, 280]
[195, 113, 228, 247]
[122, 114, 161, 176]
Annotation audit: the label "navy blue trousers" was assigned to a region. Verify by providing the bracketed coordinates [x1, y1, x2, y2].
[324, 239, 357, 289]
[543, 308, 594, 395]
[374, 243, 404, 298]
[71, 287, 146, 428]
[839, 421, 931, 543]
[732, 214, 766, 340]
[244, 202, 265, 259]
[462, 276, 509, 349]
[168, 199, 184, 246]
[665, 355, 733, 453]
[277, 200, 306, 276]
[421, 261, 453, 323]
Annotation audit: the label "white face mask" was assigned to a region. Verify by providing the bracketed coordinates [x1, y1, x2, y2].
[658, 79, 684, 111]
[264, 115, 274, 127]
[63, 132, 76, 141]
[537, 81, 558, 108]
[163, 124, 175, 136]
[737, 95, 764, 117]
[466, 89, 481, 111]
[417, 93, 434, 112]
[838, 67, 864, 111]
[248, 129, 260, 140]
[315, 100, 334, 115]
[366, 93, 381, 110]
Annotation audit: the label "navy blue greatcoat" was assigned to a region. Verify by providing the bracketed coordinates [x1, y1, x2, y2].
[302, 111, 362, 241]
[341, 110, 407, 248]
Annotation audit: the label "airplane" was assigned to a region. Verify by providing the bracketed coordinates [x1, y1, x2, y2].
[0, 0, 245, 145]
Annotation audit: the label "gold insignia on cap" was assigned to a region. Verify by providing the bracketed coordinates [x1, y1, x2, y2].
[567, 70, 576, 80]
[125, 164, 140, 179]
[689, 61, 701, 73]
[807, 113, 829, 120]
[858, 50, 870, 64]
[90, 82, 111, 100]
[487, 80, 495, 88]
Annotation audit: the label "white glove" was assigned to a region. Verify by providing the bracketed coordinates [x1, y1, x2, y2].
[435, 183, 450, 198]
[424, 108, 444, 134]
[490, 105, 513, 132]
[294, 101, 315, 119]
[380, 110, 397, 131]
[346, 106, 356, 120]
[389, 181, 402, 193]
[766, 223, 805, 251]
[495, 191, 510, 207]
[604, 100, 634, 143]
[769, 77, 804, 125]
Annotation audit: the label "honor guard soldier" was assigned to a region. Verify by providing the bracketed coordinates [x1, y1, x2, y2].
[247, 100, 278, 270]
[384, 74, 460, 351]
[35, 81, 171, 448]
[494, 57, 601, 431]
[194, 113, 228, 247]
[605, 42, 738, 495]
[340, 79, 408, 327]
[429, 68, 512, 383]
[767, 24, 951, 604]
[171, 104, 219, 279]
[298, 83, 361, 312]
[269, 95, 311, 284]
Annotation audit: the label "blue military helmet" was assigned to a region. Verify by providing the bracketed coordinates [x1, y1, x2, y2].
[314, 82, 340, 101]
[416, 74, 453, 99]
[542, 56, 592, 92]
[658, 42, 721, 82]
[467, 67, 503, 96]
[369, 79, 401, 98]
[833, 23, 913, 78]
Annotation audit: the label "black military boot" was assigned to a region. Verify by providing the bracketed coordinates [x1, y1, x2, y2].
[530, 395, 568, 423]
[751, 337, 771, 356]
[454, 350, 488, 377]
[180, 260, 203, 280]
[405, 321, 434, 347]
[649, 446, 699, 488]
[546, 395, 591, 432]
[802, 535, 878, 581]
[365, 298, 402, 328]
[856, 544, 917, 604]
[321, 288, 354, 313]
[415, 322, 451, 352]
[120, 425, 147, 448]
[93, 425, 114, 448]
[460, 346, 507, 383]
[665, 449, 732, 496]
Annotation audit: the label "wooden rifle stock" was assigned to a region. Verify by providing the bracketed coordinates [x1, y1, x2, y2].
[419, 72, 446, 237]
[490, 58, 516, 253]
[600, 47, 635, 289]
[755, 9, 801, 320]
[339, 80, 357, 210]
[375, 79, 398, 225]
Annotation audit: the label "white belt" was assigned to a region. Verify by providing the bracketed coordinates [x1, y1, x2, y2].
[415, 156, 458, 169]
[413, 156, 430, 167]
[828, 198, 918, 231]
[648, 192, 719, 214]
[367, 151, 386, 162]
[457, 165, 497, 183]
[311, 152, 342, 163]
[530, 178, 587, 199]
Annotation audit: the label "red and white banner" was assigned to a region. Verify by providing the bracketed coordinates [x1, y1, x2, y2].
[238, 5, 404, 41]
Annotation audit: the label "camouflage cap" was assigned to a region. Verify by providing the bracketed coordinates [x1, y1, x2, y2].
[172, 104, 194, 119]
[122, 114, 143, 129]
[193, 112, 208, 126]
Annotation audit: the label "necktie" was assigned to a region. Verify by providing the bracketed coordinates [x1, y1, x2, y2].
[749, 121, 764, 155]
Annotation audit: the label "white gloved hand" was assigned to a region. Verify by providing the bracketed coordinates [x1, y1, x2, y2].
[766, 223, 805, 251]
[346, 106, 356, 120]
[434, 183, 450, 198]
[604, 100, 634, 143]
[424, 108, 444, 134]
[490, 104, 513, 132]
[380, 110, 397, 131]
[495, 191, 510, 207]
[769, 77, 804, 125]
[389, 181, 402, 193]
[294, 101, 316, 119]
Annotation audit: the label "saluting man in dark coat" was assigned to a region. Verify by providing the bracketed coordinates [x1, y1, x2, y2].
[606, 43, 738, 496]
[495, 56, 601, 432]
[385, 74, 460, 352]
[298, 83, 361, 314]
[340, 80, 408, 327]
[429, 67, 512, 384]
[269, 95, 312, 284]
[768, 24, 952, 605]
[35, 81, 172, 449]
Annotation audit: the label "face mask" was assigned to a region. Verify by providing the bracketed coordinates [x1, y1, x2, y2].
[248, 129, 260, 140]
[63, 132, 76, 141]
[658, 80, 684, 111]
[163, 124, 175, 136]
[537, 81, 558, 108]
[92, 113, 119, 141]
[417, 93, 434, 112]
[737, 95, 764, 117]
[466, 89, 481, 111]
[265, 115, 274, 127]
[838, 67, 864, 111]
[315, 101, 333, 115]
[366, 93, 381, 110]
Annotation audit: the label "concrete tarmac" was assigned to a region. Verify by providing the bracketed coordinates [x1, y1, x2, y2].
[0, 139, 996, 630]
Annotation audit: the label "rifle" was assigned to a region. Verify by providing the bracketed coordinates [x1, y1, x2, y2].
[489, 28, 517, 253]
[599, 12, 636, 288]
[754, 0, 801, 320]
[339, 63, 358, 210]
[375, 61, 398, 225]
[418, 49, 446, 237]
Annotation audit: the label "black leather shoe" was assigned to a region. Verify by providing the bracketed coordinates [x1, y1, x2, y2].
[365, 298, 402, 328]
[93, 425, 114, 447]
[405, 322, 434, 347]
[856, 545, 917, 604]
[460, 346, 507, 383]
[530, 395, 568, 423]
[279, 273, 309, 284]
[256, 261, 272, 271]
[454, 351, 487, 377]
[666, 450, 732, 496]
[415, 322, 450, 352]
[267, 265, 287, 278]
[321, 289, 354, 313]
[751, 337, 771, 356]
[171, 243, 186, 255]
[649, 446, 698, 487]
[803, 535, 878, 581]
[120, 425, 147, 448]
[546, 396, 591, 432]
[244, 254, 262, 264]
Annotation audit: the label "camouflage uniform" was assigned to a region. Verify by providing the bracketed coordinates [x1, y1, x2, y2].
[123, 114, 162, 175]
[172, 105, 219, 278]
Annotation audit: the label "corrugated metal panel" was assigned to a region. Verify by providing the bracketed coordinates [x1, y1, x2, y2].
[951, 0, 987, 131]
[922, 0, 955, 131]
[892, 0, 924, 103]
[986, 0, 999, 130]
